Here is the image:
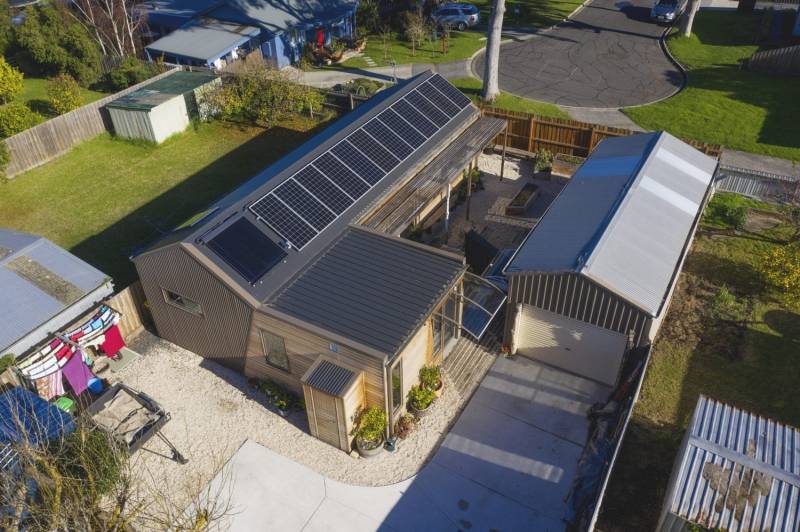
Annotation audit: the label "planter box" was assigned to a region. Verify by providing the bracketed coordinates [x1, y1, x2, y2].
[551, 154, 585, 180]
[505, 183, 540, 216]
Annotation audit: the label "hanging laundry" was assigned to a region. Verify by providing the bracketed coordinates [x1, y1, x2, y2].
[33, 370, 64, 401]
[54, 344, 72, 361]
[62, 349, 94, 396]
[99, 325, 125, 358]
[21, 353, 60, 380]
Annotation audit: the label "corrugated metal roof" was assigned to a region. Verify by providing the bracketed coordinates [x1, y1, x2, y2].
[303, 359, 355, 396]
[271, 227, 465, 356]
[146, 17, 261, 62]
[208, 0, 356, 31]
[0, 229, 110, 354]
[663, 395, 800, 532]
[106, 71, 218, 111]
[505, 131, 716, 316]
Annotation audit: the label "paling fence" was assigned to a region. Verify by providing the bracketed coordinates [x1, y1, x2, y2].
[714, 163, 800, 204]
[747, 44, 800, 77]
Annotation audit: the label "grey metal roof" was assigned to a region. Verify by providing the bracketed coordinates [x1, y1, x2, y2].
[208, 0, 356, 32]
[0, 229, 111, 354]
[146, 17, 261, 62]
[271, 227, 465, 356]
[660, 395, 800, 532]
[505, 131, 717, 316]
[302, 359, 355, 396]
[106, 71, 219, 111]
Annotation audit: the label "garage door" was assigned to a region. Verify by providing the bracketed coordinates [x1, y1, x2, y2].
[515, 305, 627, 386]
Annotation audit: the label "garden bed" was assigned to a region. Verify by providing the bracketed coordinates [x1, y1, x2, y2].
[505, 182, 539, 216]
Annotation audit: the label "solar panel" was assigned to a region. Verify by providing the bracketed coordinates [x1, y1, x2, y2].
[417, 81, 460, 117]
[405, 91, 449, 127]
[207, 218, 286, 283]
[363, 119, 414, 160]
[377, 109, 426, 148]
[429, 74, 472, 109]
[273, 179, 336, 231]
[249, 195, 317, 249]
[294, 165, 354, 214]
[317, 150, 373, 196]
[390, 99, 439, 138]
[346, 130, 399, 174]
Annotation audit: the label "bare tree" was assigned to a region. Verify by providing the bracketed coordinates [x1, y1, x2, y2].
[482, 0, 506, 103]
[680, 0, 700, 37]
[404, 9, 430, 57]
[60, 0, 147, 58]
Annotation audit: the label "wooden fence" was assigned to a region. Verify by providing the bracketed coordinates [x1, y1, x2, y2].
[747, 44, 800, 77]
[2, 68, 180, 178]
[479, 106, 722, 158]
[106, 280, 152, 341]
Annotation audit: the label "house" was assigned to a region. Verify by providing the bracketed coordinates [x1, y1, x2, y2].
[132, 72, 507, 451]
[657, 395, 800, 531]
[0, 229, 113, 359]
[106, 71, 220, 144]
[503, 132, 718, 386]
[144, 0, 359, 69]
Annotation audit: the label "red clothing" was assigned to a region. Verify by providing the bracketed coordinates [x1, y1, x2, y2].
[99, 325, 125, 357]
[55, 344, 72, 360]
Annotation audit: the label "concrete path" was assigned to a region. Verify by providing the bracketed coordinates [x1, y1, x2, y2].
[202, 356, 610, 531]
[473, 0, 684, 107]
[561, 106, 646, 130]
[300, 61, 472, 88]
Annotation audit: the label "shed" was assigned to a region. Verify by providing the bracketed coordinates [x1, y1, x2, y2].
[0, 229, 113, 358]
[658, 395, 800, 531]
[503, 132, 717, 386]
[106, 71, 220, 144]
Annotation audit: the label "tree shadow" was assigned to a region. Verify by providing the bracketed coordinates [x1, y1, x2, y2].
[681, 250, 763, 296]
[26, 99, 56, 117]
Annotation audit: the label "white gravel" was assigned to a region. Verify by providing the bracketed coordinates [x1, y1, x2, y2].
[116, 332, 468, 506]
[478, 153, 533, 181]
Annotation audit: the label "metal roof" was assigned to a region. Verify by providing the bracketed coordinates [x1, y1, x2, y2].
[505, 131, 716, 316]
[0, 229, 111, 354]
[302, 359, 355, 396]
[660, 395, 800, 532]
[106, 71, 219, 111]
[146, 17, 261, 62]
[207, 0, 356, 32]
[271, 227, 466, 356]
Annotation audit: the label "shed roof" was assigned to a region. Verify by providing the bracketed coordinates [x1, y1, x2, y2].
[0, 229, 110, 354]
[106, 71, 218, 111]
[146, 17, 260, 62]
[272, 227, 465, 356]
[302, 359, 356, 396]
[207, 0, 356, 32]
[662, 395, 800, 532]
[505, 131, 717, 316]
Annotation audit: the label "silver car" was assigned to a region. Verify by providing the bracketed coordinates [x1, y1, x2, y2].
[431, 3, 480, 31]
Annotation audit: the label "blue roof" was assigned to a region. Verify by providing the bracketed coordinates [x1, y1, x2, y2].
[0, 387, 75, 448]
[207, 0, 356, 31]
[145, 0, 222, 28]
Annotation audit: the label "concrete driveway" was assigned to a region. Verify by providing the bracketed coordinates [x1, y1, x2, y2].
[203, 356, 610, 531]
[473, 0, 684, 107]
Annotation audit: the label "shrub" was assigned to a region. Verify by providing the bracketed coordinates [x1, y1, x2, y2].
[0, 353, 14, 373]
[394, 413, 416, 439]
[57, 425, 123, 497]
[407, 384, 435, 411]
[47, 73, 82, 115]
[758, 243, 800, 301]
[704, 194, 747, 230]
[352, 406, 387, 446]
[418, 365, 442, 392]
[356, 0, 381, 35]
[710, 286, 749, 323]
[0, 102, 43, 137]
[0, 142, 9, 182]
[0, 57, 23, 104]
[534, 149, 553, 172]
[107, 56, 153, 91]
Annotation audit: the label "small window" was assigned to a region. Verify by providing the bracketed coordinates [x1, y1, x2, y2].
[162, 288, 202, 316]
[260, 329, 289, 372]
[390, 361, 402, 413]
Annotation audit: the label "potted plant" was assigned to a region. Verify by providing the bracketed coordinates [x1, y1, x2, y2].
[419, 365, 443, 397]
[394, 413, 416, 440]
[352, 406, 387, 458]
[407, 385, 436, 417]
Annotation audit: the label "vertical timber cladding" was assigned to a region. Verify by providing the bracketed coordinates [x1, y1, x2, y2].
[507, 271, 651, 346]
[134, 245, 253, 371]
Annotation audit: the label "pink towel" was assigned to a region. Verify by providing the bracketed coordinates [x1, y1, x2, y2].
[63, 349, 94, 396]
[33, 371, 65, 401]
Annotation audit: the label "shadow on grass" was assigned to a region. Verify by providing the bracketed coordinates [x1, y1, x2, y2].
[681, 250, 763, 296]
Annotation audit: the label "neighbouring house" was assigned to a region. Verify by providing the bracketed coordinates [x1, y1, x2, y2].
[0, 229, 114, 359]
[106, 71, 220, 144]
[503, 132, 718, 386]
[657, 395, 800, 531]
[132, 72, 507, 451]
[144, 0, 359, 69]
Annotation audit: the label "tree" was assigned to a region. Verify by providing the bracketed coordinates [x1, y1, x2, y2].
[356, 0, 380, 37]
[758, 243, 800, 301]
[680, 0, 700, 37]
[63, 0, 147, 58]
[482, 0, 506, 103]
[403, 9, 429, 57]
[48, 74, 83, 115]
[0, 0, 12, 56]
[0, 57, 23, 104]
[107, 56, 154, 90]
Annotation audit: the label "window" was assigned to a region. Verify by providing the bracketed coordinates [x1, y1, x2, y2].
[162, 288, 202, 316]
[390, 361, 402, 413]
[260, 329, 289, 372]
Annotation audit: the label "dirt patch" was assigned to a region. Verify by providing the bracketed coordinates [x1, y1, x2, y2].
[744, 210, 783, 233]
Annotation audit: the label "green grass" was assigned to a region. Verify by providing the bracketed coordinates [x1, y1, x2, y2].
[473, 0, 584, 28]
[599, 194, 800, 530]
[449, 77, 569, 118]
[340, 30, 486, 68]
[624, 12, 800, 161]
[15, 77, 108, 118]
[0, 118, 326, 286]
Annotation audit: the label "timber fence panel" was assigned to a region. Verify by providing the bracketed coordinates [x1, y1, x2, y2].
[3, 68, 180, 178]
[106, 280, 152, 340]
[747, 44, 800, 77]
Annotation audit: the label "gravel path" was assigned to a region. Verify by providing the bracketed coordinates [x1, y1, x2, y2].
[116, 332, 469, 507]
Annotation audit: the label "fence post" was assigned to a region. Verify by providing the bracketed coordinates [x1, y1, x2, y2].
[588, 125, 597, 155]
[528, 115, 537, 153]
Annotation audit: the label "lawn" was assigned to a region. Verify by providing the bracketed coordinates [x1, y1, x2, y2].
[14, 77, 108, 119]
[473, 0, 584, 28]
[449, 77, 569, 118]
[340, 30, 486, 68]
[624, 11, 800, 161]
[599, 194, 800, 530]
[0, 117, 326, 287]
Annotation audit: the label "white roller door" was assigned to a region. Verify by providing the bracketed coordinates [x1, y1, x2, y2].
[514, 305, 627, 386]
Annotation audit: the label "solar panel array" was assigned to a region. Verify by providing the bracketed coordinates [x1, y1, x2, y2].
[249, 74, 473, 250]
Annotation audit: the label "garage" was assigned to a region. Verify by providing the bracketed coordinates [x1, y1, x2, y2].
[514, 305, 627, 386]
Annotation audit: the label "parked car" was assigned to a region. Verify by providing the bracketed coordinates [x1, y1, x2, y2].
[431, 3, 480, 31]
[650, 0, 684, 23]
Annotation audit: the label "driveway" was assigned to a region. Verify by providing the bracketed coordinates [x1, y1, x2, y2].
[473, 0, 684, 108]
[202, 356, 610, 531]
